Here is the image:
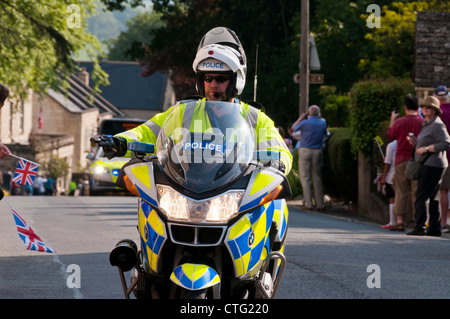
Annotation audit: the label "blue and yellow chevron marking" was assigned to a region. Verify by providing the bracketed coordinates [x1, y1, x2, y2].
[272, 199, 288, 241]
[249, 173, 275, 196]
[128, 164, 158, 207]
[170, 264, 220, 290]
[138, 200, 166, 273]
[239, 172, 280, 213]
[225, 199, 289, 278]
[225, 201, 275, 277]
[131, 164, 152, 189]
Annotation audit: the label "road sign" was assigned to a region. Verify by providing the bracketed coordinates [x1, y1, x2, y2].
[293, 73, 324, 84]
[309, 34, 321, 71]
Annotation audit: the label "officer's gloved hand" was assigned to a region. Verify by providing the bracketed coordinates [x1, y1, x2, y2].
[273, 160, 285, 173]
[266, 160, 285, 174]
[278, 161, 286, 174]
[90, 134, 127, 159]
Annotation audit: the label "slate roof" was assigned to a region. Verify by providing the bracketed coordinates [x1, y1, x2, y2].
[76, 61, 168, 111]
[48, 73, 126, 117]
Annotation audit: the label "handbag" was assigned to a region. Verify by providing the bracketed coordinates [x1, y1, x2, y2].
[404, 148, 432, 180]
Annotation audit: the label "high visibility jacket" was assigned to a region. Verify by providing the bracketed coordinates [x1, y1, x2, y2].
[115, 100, 292, 175]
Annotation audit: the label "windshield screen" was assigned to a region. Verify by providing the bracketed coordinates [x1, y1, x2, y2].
[156, 100, 255, 193]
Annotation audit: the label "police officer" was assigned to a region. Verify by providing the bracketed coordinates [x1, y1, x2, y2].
[91, 27, 292, 175]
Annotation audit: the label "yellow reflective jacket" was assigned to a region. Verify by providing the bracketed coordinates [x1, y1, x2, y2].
[115, 100, 292, 175]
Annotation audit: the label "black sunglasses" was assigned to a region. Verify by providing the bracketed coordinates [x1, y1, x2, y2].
[204, 75, 231, 83]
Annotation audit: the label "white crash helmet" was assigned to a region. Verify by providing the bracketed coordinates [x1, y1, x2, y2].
[193, 27, 247, 99]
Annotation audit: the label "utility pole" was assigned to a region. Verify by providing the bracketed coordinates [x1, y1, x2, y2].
[299, 0, 309, 115]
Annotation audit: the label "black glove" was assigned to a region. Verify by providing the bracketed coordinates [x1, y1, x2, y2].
[278, 161, 286, 174]
[271, 160, 285, 173]
[90, 134, 127, 159]
[265, 159, 285, 173]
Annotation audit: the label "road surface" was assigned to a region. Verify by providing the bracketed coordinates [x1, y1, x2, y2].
[1, 196, 449, 299]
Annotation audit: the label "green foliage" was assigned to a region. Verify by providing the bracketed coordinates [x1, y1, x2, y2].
[318, 86, 350, 127]
[287, 150, 302, 198]
[0, 0, 108, 101]
[42, 156, 70, 179]
[311, 0, 376, 94]
[288, 128, 358, 202]
[349, 77, 413, 157]
[101, 0, 449, 130]
[359, 1, 450, 79]
[106, 11, 164, 61]
[323, 128, 358, 203]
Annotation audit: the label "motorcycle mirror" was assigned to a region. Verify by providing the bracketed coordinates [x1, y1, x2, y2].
[253, 150, 280, 164]
[109, 239, 138, 272]
[128, 142, 154, 154]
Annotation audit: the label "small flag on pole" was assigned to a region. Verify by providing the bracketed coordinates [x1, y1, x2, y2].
[12, 158, 40, 186]
[10, 205, 55, 253]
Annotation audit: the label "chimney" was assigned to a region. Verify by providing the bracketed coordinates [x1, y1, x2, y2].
[78, 67, 90, 86]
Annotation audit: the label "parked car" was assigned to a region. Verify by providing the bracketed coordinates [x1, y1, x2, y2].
[87, 118, 145, 195]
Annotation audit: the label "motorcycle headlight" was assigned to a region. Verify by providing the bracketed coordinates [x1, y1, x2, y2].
[157, 185, 243, 223]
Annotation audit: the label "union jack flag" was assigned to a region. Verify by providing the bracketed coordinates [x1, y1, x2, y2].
[12, 208, 55, 253]
[12, 158, 40, 186]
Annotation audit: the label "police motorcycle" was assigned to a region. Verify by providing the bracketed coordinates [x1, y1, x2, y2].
[109, 100, 291, 299]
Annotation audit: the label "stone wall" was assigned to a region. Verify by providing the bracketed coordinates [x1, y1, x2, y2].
[415, 11, 450, 94]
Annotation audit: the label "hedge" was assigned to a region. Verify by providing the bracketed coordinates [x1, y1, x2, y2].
[287, 127, 357, 203]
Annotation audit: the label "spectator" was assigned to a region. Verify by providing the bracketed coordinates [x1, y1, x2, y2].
[44, 172, 55, 196]
[387, 94, 424, 231]
[0, 83, 12, 159]
[277, 126, 294, 153]
[293, 105, 329, 211]
[33, 172, 47, 196]
[406, 96, 450, 236]
[435, 85, 450, 233]
[380, 140, 397, 229]
[2, 168, 12, 192]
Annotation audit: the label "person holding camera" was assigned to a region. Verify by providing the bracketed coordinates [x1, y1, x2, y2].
[293, 105, 328, 211]
[387, 94, 424, 231]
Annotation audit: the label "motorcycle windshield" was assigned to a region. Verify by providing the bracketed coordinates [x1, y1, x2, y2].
[156, 100, 255, 193]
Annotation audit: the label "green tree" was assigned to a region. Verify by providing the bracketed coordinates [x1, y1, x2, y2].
[359, 1, 450, 79]
[0, 0, 108, 102]
[103, 0, 301, 125]
[101, 0, 449, 128]
[106, 11, 163, 61]
[318, 86, 350, 128]
[43, 156, 70, 180]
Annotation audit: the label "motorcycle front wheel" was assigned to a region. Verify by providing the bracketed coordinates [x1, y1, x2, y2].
[180, 288, 207, 299]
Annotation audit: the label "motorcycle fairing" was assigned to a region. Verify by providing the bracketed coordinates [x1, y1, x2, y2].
[139, 199, 167, 273]
[238, 168, 284, 213]
[224, 200, 272, 278]
[170, 263, 220, 290]
[269, 200, 288, 276]
[225, 198, 288, 278]
[123, 162, 159, 207]
[272, 199, 289, 245]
